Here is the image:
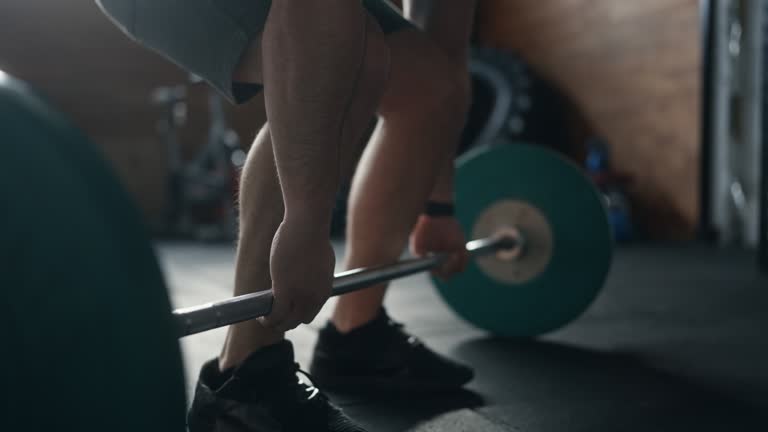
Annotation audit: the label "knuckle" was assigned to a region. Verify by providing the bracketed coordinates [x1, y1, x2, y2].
[299, 309, 317, 325]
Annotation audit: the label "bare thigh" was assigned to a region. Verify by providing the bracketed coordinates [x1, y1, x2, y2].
[377, 28, 466, 117]
[232, 10, 394, 94]
[234, 13, 390, 174]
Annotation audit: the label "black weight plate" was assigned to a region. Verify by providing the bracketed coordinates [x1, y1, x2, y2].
[0, 75, 186, 431]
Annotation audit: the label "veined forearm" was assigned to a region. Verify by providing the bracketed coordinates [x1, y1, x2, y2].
[271, 127, 340, 224]
[262, 1, 368, 225]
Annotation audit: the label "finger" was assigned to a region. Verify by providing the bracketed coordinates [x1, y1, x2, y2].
[258, 295, 292, 329]
[443, 252, 469, 279]
[274, 316, 303, 333]
[298, 306, 320, 326]
[259, 314, 291, 331]
[453, 252, 467, 273]
[300, 297, 327, 325]
[458, 249, 471, 273]
[411, 240, 427, 257]
[274, 293, 327, 332]
[280, 306, 317, 331]
[435, 258, 452, 280]
[444, 253, 463, 277]
[408, 237, 419, 256]
[433, 254, 456, 281]
[432, 270, 448, 282]
[272, 302, 303, 333]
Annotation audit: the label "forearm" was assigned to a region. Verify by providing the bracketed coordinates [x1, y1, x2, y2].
[262, 1, 367, 226]
[429, 154, 455, 203]
[271, 129, 341, 226]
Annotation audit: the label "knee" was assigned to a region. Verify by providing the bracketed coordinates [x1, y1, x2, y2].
[385, 53, 471, 124]
[432, 66, 472, 123]
[359, 16, 391, 104]
[431, 60, 472, 118]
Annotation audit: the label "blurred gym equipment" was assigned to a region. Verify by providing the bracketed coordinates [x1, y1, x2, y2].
[152, 77, 245, 241]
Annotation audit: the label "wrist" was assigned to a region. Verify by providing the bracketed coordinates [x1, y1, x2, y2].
[423, 200, 455, 218]
[427, 189, 454, 203]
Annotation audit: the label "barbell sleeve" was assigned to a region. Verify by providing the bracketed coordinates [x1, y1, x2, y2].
[173, 234, 517, 338]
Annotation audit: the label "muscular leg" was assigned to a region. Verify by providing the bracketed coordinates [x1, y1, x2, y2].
[332, 2, 476, 331]
[219, 6, 389, 370]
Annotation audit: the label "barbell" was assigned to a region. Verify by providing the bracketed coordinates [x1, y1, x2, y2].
[2, 74, 611, 431]
[172, 142, 612, 338]
[173, 234, 519, 337]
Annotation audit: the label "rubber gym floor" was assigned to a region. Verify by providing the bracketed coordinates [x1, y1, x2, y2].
[161, 241, 768, 431]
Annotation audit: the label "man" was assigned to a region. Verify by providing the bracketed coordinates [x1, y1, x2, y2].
[97, 1, 477, 430]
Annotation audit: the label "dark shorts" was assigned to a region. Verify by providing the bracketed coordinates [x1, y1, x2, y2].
[96, 0, 412, 104]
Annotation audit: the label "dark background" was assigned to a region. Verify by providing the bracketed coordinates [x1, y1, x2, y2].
[0, 0, 699, 238]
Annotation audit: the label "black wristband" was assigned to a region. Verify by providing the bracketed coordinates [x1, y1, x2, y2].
[424, 201, 455, 217]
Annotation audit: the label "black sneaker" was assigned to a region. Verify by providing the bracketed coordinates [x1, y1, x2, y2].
[309, 309, 474, 393]
[187, 341, 367, 432]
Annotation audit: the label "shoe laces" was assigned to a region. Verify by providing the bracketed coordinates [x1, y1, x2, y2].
[284, 362, 328, 405]
[264, 363, 340, 425]
[386, 318, 424, 349]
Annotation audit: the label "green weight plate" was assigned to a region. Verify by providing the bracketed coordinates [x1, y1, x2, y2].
[0, 76, 186, 431]
[433, 144, 612, 337]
